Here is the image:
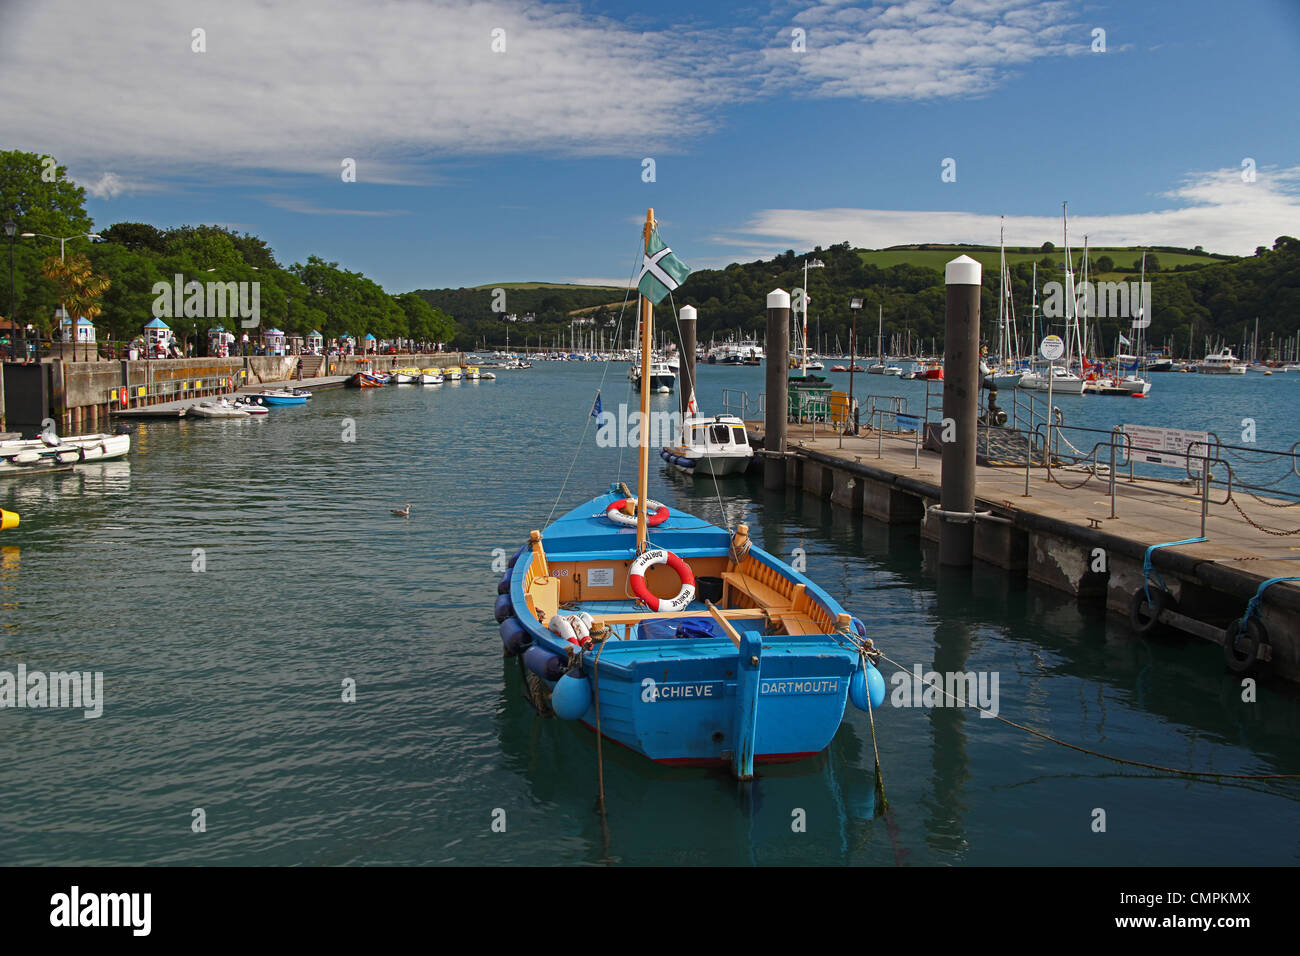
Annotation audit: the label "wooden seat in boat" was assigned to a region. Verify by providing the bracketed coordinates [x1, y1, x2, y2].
[770, 613, 824, 635]
[720, 571, 804, 612]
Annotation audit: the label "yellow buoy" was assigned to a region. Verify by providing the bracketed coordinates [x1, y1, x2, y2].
[1, 509, 18, 531]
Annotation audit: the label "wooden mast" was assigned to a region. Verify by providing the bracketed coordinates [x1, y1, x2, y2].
[637, 208, 654, 553]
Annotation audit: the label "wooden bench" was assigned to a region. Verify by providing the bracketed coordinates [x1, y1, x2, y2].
[770, 613, 825, 636]
[721, 572, 803, 612]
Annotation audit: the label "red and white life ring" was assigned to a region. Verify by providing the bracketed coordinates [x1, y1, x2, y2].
[630, 548, 696, 612]
[605, 497, 669, 527]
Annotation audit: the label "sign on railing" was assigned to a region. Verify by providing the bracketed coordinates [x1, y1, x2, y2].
[1122, 424, 1210, 472]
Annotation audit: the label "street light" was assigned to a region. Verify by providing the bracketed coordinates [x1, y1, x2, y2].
[20, 231, 101, 362]
[848, 297, 863, 441]
[4, 220, 15, 362]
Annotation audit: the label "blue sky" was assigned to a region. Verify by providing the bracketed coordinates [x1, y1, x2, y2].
[3, 0, 1299, 291]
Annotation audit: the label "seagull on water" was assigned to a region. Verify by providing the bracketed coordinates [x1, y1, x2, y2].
[392, 504, 410, 517]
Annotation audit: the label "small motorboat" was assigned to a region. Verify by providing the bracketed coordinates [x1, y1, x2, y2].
[0, 432, 131, 462]
[231, 398, 270, 415]
[480, 372, 496, 380]
[391, 367, 420, 384]
[418, 368, 445, 384]
[250, 388, 310, 404]
[660, 414, 753, 477]
[442, 367, 464, 382]
[187, 399, 251, 418]
[0, 431, 132, 472]
[463, 366, 481, 381]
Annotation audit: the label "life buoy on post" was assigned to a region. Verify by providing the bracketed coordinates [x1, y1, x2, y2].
[605, 497, 669, 527]
[629, 548, 696, 612]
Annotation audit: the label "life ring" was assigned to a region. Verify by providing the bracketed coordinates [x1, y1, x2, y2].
[1129, 585, 1172, 635]
[630, 548, 696, 612]
[605, 497, 669, 527]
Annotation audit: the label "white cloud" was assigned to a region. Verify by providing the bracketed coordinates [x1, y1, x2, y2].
[0, 0, 730, 178]
[263, 196, 411, 217]
[0, 0, 1095, 184]
[82, 171, 128, 199]
[763, 0, 1085, 100]
[714, 166, 1300, 258]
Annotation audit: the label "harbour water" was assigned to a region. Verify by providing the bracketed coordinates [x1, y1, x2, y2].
[1, 365, 1297, 865]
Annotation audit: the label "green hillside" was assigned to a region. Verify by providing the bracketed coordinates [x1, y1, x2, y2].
[860, 245, 1234, 274]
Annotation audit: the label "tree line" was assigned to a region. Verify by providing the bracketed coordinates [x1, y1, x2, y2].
[0, 150, 455, 350]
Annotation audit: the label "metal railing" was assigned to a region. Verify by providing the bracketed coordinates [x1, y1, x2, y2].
[867, 407, 924, 467]
[110, 370, 245, 410]
[722, 388, 765, 420]
[1019, 422, 1300, 538]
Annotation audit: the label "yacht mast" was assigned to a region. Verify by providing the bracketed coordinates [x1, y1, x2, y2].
[636, 208, 654, 552]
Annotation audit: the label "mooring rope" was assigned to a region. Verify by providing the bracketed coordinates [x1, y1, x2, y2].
[591, 633, 612, 816]
[872, 651, 1300, 781]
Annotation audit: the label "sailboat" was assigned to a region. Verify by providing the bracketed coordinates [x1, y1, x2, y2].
[988, 220, 1027, 389]
[1020, 205, 1085, 395]
[494, 210, 886, 780]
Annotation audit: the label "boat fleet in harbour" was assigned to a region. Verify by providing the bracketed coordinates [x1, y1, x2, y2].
[350, 364, 496, 387]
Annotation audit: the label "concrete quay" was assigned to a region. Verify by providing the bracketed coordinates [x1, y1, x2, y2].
[751, 421, 1300, 684]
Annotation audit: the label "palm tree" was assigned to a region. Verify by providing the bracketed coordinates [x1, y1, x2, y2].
[40, 253, 110, 358]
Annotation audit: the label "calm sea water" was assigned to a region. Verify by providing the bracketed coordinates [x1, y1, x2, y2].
[0, 364, 1297, 866]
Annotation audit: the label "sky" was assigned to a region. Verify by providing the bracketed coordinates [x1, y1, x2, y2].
[2, 0, 1299, 292]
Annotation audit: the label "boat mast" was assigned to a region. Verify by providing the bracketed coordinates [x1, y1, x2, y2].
[636, 208, 654, 553]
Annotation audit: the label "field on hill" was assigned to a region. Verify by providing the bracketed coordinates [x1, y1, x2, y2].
[471, 281, 627, 291]
[859, 246, 1231, 274]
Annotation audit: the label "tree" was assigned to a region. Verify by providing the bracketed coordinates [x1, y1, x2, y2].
[0, 150, 96, 331]
[99, 222, 166, 253]
[1142, 254, 1161, 272]
[1040, 241, 1055, 253]
[40, 253, 110, 338]
[1095, 255, 1114, 273]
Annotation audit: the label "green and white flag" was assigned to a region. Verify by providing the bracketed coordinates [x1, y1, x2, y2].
[637, 231, 690, 305]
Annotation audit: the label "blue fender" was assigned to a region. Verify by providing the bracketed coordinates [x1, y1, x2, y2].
[500, 617, 531, 655]
[494, 593, 513, 623]
[497, 568, 512, 595]
[507, 543, 527, 569]
[523, 646, 567, 682]
[850, 660, 886, 710]
[552, 673, 592, 720]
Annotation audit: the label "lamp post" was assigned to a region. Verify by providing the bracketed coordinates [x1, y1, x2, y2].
[848, 297, 862, 438]
[4, 219, 15, 362]
[20, 231, 101, 363]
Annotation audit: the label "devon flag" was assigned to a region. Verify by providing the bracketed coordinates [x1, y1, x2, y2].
[638, 231, 690, 304]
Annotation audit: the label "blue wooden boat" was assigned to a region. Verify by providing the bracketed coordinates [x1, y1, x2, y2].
[494, 210, 886, 779]
[251, 390, 309, 405]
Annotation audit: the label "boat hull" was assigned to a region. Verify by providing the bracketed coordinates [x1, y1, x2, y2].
[500, 492, 870, 771]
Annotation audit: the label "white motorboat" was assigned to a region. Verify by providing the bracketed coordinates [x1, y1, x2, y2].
[187, 399, 252, 418]
[660, 414, 753, 477]
[0, 432, 131, 473]
[1019, 365, 1086, 394]
[1199, 347, 1248, 374]
[628, 359, 676, 391]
